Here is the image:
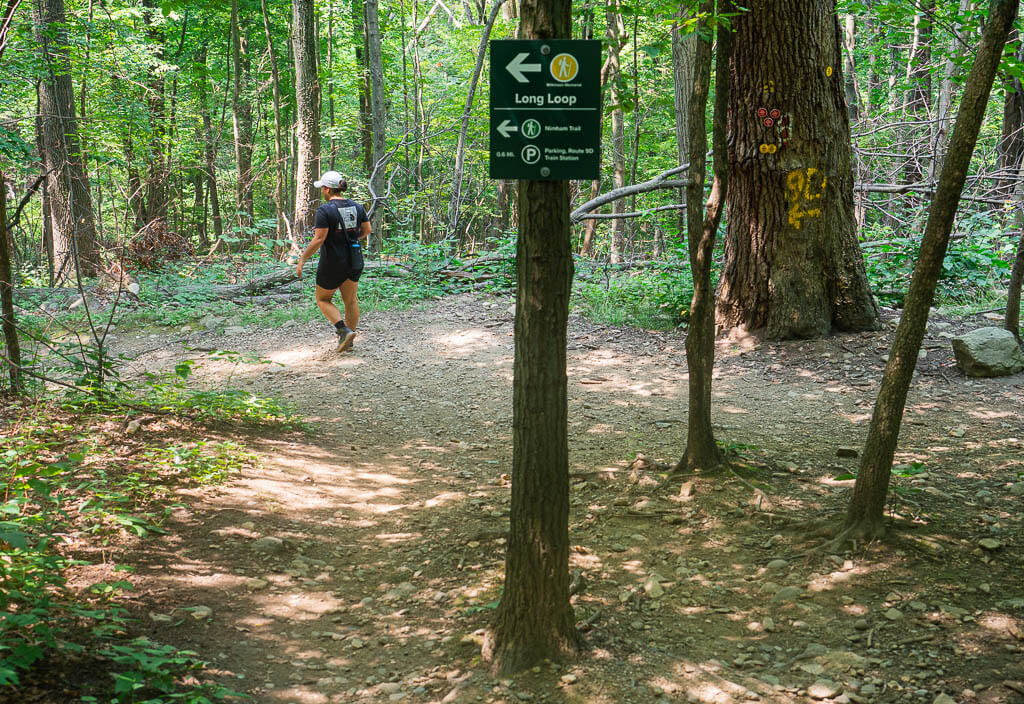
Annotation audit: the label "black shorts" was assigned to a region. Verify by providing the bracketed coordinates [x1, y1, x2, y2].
[316, 262, 361, 290]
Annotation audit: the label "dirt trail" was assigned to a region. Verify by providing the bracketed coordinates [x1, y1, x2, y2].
[110, 294, 1024, 704]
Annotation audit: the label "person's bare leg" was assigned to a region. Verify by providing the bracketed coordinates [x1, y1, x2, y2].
[339, 279, 360, 331]
[315, 286, 342, 324]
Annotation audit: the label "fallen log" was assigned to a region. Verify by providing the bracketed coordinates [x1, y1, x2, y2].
[230, 292, 300, 305]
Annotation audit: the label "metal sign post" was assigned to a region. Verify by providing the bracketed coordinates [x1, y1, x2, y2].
[489, 39, 601, 181]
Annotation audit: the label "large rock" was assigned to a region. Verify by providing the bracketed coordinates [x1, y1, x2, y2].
[952, 327, 1024, 377]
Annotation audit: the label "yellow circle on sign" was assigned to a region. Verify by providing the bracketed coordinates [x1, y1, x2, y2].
[768, 144, 777, 154]
[826, 66, 833, 77]
[550, 53, 580, 82]
[759, 144, 769, 154]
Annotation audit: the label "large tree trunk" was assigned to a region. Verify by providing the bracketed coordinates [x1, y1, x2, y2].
[0, 169, 21, 392]
[366, 0, 387, 248]
[32, 0, 100, 280]
[230, 0, 255, 231]
[843, 0, 1020, 542]
[679, 0, 732, 473]
[482, 0, 580, 675]
[292, 0, 321, 236]
[716, 0, 879, 340]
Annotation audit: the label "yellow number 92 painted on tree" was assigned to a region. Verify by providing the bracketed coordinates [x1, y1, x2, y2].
[786, 168, 827, 230]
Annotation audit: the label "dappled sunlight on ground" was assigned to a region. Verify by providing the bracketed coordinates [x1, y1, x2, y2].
[85, 295, 1024, 704]
[433, 328, 495, 356]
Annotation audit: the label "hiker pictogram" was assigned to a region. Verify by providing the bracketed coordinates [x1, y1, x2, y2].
[550, 53, 579, 82]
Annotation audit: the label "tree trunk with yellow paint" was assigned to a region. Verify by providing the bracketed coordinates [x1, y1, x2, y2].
[716, 0, 879, 340]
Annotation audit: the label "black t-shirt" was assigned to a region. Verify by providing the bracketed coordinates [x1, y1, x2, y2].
[314, 199, 368, 263]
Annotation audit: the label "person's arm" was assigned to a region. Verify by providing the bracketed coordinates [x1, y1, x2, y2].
[358, 221, 371, 241]
[296, 226, 328, 278]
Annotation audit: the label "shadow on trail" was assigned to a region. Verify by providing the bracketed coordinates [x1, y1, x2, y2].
[113, 296, 1024, 703]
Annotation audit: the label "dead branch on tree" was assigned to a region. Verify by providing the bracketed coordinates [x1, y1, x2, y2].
[570, 164, 692, 222]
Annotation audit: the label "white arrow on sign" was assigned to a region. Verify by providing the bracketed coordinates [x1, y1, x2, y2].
[506, 52, 541, 83]
[497, 119, 518, 138]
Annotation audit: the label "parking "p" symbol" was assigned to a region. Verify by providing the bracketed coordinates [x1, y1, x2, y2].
[521, 145, 541, 164]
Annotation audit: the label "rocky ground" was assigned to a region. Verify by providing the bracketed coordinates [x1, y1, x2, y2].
[41, 294, 1024, 703]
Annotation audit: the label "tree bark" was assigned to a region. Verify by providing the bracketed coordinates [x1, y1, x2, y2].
[141, 0, 168, 226]
[33, 108, 55, 284]
[672, 6, 696, 243]
[0, 169, 22, 391]
[411, 0, 430, 196]
[580, 10, 607, 257]
[32, 0, 100, 280]
[354, 0, 373, 175]
[230, 0, 255, 231]
[903, 0, 934, 186]
[261, 0, 287, 250]
[865, 0, 882, 111]
[842, 13, 860, 120]
[904, 0, 934, 114]
[366, 0, 387, 248]
[843, 0, 1020, 542]
[606, 1, 626, 263]
[679, 0, 732, 473]
[482, 0, 580, 675]
[197, 48, 223, 247]
[292, 0, 322, 237]
[327, 2, 337, 169]
[580, 178, 599, 255]
[626, 14, 641, 251]
[490, 180, 514, 241]
[716, 0, 879, 340]
[933, 0, 973, 182]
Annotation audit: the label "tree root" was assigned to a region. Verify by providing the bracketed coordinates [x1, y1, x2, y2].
[791, 518, 890, 557]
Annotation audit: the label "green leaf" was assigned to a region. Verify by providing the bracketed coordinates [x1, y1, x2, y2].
[0, 523, 29, 548]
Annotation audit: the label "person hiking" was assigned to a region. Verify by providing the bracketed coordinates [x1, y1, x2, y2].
[295, 171, 371, 352]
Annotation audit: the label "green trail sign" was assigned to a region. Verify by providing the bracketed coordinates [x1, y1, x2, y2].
[489, 39, 601, 181]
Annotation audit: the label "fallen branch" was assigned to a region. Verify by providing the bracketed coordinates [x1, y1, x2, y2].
[570, 164, 692, 222]
[575, 203, 687, 221]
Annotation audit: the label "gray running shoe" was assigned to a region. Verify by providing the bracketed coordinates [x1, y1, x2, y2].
[336, 326, 356, 352]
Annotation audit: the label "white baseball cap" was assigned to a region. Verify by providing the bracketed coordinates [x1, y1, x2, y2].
[314, 170, 345, 188]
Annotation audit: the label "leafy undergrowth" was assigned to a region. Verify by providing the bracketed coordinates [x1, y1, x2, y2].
[0, 394, 284, 703]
